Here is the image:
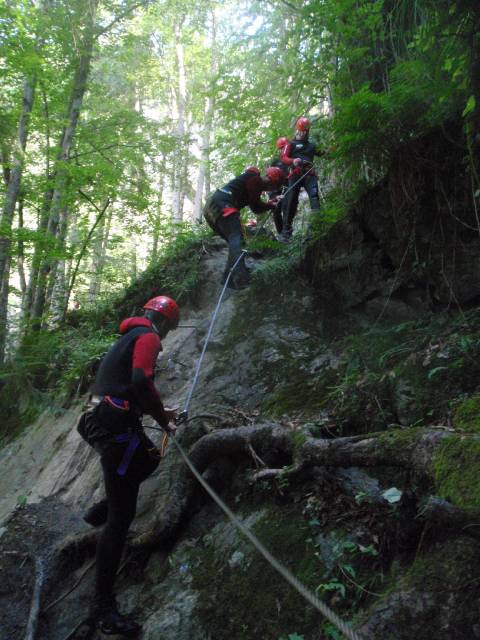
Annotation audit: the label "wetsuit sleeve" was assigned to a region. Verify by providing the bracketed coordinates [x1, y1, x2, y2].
[280, 142, 295, 166]
[246, 176, 274, 214]
[131, 332, 169, 428]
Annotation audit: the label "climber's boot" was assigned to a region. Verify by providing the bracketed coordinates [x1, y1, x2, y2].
[83, 499, 108, 527]
[94, 605, 142, 637]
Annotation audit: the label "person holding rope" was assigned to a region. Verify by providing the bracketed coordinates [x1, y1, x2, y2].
[203, 166, 284, 289]
[279, 117, 323, 243]
[269, 136, 290, 236]
[77, 295, 179, 637]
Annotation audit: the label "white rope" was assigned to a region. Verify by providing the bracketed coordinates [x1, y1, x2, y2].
[179, 249, 248, 421]
[170, 435, 364, 640]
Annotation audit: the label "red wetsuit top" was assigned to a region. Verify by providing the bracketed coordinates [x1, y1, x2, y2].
[213, 170, 275, 217]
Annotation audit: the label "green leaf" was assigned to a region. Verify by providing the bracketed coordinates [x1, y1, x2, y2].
[382, 487, 402, 503]
[463, 95, 476, 117]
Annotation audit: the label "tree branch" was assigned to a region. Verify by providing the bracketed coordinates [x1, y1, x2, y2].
[96, 0, 153, 37]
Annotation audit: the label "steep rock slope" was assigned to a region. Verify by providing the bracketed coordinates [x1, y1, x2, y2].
[304, 123, 480, 320]
[1, 132, 480, 639]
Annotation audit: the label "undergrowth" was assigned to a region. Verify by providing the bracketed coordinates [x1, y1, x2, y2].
[0, 229, 208, 442]
[319, 307, 480, 434]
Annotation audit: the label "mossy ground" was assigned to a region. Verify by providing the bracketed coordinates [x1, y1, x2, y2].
[453, 395, 480, 433]
[432, 435, 480, 510]
[190, 505, 327, 640]
[220, 261, 480, 435]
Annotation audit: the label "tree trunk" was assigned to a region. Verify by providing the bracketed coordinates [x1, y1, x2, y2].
[0, 74, 37, 361]
[46, 203, 69, 326]
[22, 187, 53, 325]
[30, 0, 99, 328]
[193, 11, 217, 223]
[171, 18, 187, 225]
[151, 173, 164, 264]
[64, 196, 111, 315]
[87, 205, 112, 303]
[17, 199, 27, 298]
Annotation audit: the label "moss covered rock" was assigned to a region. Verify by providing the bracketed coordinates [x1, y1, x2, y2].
[432, 435, 480, 510]
[453, 395, 480, 433]
[191, 505, 327, 640]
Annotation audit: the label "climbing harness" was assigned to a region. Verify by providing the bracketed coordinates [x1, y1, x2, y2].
[249, 164, 317, 241]
[115, 432, 141, 476]
[175, 249, 248, 426]
[280, 164, 315, 200]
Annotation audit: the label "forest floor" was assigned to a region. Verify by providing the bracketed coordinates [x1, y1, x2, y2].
[0, 498, 85, 640]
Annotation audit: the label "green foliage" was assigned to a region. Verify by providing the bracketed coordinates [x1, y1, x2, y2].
[306, 528, 380, 610]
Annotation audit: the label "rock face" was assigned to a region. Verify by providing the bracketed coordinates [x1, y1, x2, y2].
[304, 123, 480, 317]
[2, 149, 480, 639]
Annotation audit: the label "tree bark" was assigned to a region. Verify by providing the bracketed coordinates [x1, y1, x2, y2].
[193, 16, 217, 223]
[171, 18, 187, 225]
[87, 205, 112, 303]
[0, 75, 37, 361]
[150, 172, 164, 263]
[17, 198, 27, 298]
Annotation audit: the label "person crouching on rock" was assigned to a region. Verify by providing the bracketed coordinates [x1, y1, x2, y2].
[77, 296, 179, 637]
[203, 166, 284, 289]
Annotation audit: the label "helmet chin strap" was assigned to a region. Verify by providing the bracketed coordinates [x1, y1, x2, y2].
[144, 310, 170, 337]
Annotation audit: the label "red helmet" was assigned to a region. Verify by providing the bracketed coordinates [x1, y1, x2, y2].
[245, 166, 260, 175]
[295, 117, 310, 132]
[143, 296, 180, 328]
[265, 166, 284, 185]
[276, 136, 288, 149]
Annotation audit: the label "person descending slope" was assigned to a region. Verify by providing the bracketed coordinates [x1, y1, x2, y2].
[203, 166, 284, 288]
[279, 117, 323, 242]
[77, 296, 179, 637]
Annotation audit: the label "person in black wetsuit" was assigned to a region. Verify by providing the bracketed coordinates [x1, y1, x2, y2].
[269, 137, 290, 236]
[203, 166, 284, 288]
[77, 295, 179, 637]
[279, 117, 323, 242]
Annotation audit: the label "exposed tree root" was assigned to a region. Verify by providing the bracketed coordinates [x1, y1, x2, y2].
[131, 422, 291, 548]
[37, 423, 480, 640]
[296, 428, 450, 474]
[133, 425, 480, 549]
[418, 496, 480, 541]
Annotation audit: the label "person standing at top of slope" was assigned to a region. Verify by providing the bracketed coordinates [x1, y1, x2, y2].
[203, 166, 284, 289]
[268, 137, 290, 236]
[279, 117, 323, 242]
[77, 295, 179, 637]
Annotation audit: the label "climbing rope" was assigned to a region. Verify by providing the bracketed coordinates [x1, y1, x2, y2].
[168, 433, 364, 640]
[175, 248, 248, 425]
[161, 236, 364, 639]
[279, 163, 315, 200]
[250, 164, 317, 241]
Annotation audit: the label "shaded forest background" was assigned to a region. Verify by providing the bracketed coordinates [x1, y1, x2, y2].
[1, 0, 479, 437]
